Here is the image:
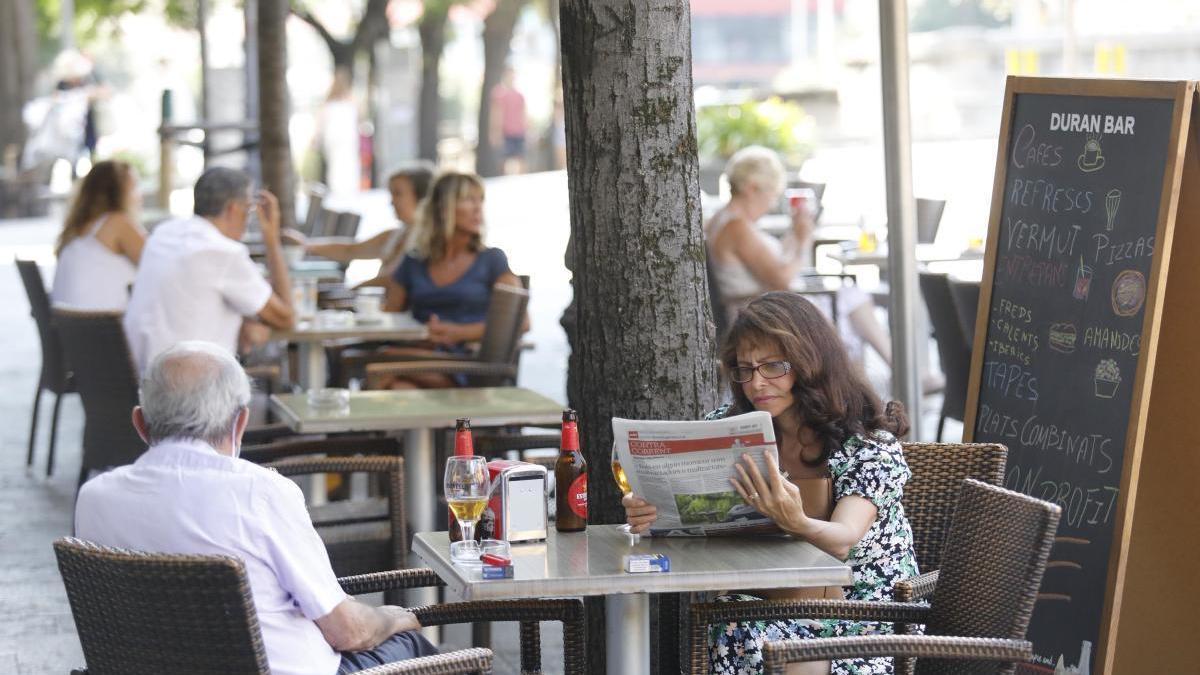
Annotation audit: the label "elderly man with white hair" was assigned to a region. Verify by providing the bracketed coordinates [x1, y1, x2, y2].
[74, 342, 438, 675]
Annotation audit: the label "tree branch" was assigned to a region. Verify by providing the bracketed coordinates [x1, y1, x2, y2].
[290, 5, 344, 56]
[351, 0, 392, 54]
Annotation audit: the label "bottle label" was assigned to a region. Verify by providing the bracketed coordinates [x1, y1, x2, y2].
[568, 473, 588, 519]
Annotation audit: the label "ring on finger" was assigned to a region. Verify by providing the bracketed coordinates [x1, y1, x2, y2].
[749, 492, 760, 501]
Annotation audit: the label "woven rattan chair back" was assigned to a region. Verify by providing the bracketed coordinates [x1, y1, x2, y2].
[917, 479, 1060, 674]
[919, 271, 972, 440]
[901, 442, 1007, 573]
[300, 183, 327, 237]
[54, 537, 271, 674]
[916, 198, 947, 245]
[948, 277, 981, 344]
[266, 453, 406, 579]
[334, 211, 362, 239]
[474, 283, 530, 375]
[52, 309, 146, 488]
[16, 259, 71, 394]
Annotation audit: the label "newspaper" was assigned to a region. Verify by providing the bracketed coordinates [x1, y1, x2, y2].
[612, 411, 783, 536]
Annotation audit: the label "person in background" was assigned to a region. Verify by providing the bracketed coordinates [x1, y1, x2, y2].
[705, 145, 894, 368]
[51, 160, 146, 311]
[285, 163, 434, 288]
[75, 342, 438, 675]
[381, 171, 525, 389]
[122, 167, 294, 372]
[489, 68, 527, 175]
[623, 292, 918, 675]
[316, 68, 361, 198]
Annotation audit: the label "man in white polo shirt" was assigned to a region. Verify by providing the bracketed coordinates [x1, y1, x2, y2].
[75, 342, 439, 674]
[123, 167, 295, 372]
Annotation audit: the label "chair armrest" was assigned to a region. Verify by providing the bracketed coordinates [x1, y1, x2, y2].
[354, 648, 492, 675]
[365, 360, 516, 389]
[241, 423, 299, 446]
[762, 635, 1032, 666]
[265, 454, 401, 478]
[338, 568, 445, 594]
[410, 598, 584, 632]
[893, 569, 939, 603]
[691, 598, 929, 627]
[241, 435, 398, 464]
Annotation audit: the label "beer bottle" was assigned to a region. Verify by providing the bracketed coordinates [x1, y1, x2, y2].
[449, 418, 481, 543]
[555, 409, 588, 532]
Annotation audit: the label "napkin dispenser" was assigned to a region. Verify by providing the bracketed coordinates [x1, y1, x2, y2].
[483, 460, 548, 543]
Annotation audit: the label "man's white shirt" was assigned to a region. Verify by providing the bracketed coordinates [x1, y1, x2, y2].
[75, 439, 347, 675]
[122, 216, 272, 372]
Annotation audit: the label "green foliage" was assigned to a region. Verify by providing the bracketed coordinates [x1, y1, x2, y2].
[696, 97, 813, 166]
[35, 0, 193, 47]
[911, 0, 1011, 33]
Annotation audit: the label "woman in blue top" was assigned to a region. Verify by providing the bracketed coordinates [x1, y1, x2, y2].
[623, 292, 919, 675]
[382, 171, 524, 389]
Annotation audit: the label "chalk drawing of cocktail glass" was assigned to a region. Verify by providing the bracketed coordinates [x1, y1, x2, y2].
[1094, 359, 1121, 399]
[1073, 259, 1093, 300]
[1105, 188, 1122, 231]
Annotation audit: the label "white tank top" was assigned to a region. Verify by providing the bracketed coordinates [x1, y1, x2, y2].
[51, 215, 138, 311]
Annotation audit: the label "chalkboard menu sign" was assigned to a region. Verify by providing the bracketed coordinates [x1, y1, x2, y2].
[965, 78, 1194, 674]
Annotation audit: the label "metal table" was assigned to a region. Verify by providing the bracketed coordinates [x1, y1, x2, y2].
[413, 525, 852, 675]
[270, 311, 427, 390]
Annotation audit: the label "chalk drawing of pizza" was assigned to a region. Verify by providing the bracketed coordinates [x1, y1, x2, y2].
[1111, 270, 1146, 317]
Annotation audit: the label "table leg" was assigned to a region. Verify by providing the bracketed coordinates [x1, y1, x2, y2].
[404, 428, 439, 624]
[298, 342, 327, 391]
[605, 593, 650, 675]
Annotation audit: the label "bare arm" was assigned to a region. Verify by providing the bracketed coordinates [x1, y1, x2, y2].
[723, 217, 807, 291]
[425, 272, 528, 346]
[306, 229, 395, 264]
[383, 278, 408, 312]
[730, 451, 875, 560]
[315, 598, 421, 653]
[112, 212, 147, 265]
[256, 190, 295, 329]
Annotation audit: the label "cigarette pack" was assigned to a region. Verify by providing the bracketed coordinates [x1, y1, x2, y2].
[481, 564, 515, 580]
[623, 553, 670, 573]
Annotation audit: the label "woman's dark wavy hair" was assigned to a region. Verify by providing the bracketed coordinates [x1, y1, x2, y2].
[720, 291, 909, 465]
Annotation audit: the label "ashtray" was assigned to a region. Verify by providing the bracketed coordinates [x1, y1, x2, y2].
[314, 310, 355, 329]
[306, 387, 350, 410]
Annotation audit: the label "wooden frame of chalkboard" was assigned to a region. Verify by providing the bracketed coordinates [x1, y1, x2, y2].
[964, 76, 1196, 674]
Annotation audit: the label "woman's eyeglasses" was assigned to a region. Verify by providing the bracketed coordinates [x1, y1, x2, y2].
[729, 360, 793, 383]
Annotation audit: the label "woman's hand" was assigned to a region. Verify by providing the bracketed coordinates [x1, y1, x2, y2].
[426, 315, 463, 346]
[281, 228, 308, 247]
[730, 451, 811, 535]
[622, 493, 658, 534]
[789, 201, 815, 244]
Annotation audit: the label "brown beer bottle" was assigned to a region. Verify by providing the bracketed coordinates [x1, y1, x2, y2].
[449, 418, 480, 543]
[555, 409, 588, 532]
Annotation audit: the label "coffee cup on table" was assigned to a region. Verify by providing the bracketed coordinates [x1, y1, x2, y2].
[355, 293, 382, 319]
[282, 245, 305, 267]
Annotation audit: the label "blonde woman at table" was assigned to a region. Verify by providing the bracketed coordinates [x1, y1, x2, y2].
[285, 162, 434, 289]
[705, 146, 892, 367]
[623, 292, 918, 675]
[51, 159, 147, 311]
[379, 171, 526, 389]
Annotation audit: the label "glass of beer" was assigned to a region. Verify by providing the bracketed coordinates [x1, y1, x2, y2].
[445, 456, 490, 563]
[611, 444, 640, 544]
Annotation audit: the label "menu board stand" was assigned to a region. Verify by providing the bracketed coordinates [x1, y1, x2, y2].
[963, 76, 1198, 674]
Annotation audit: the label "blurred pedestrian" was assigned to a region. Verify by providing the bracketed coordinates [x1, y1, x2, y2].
[489, 67, 527, 175]
[315, 68, 360, 197]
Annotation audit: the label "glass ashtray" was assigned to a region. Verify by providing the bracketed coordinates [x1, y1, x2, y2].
[306, 387, 350, 410]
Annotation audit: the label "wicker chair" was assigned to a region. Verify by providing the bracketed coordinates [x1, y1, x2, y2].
[687, 441, 1008, 673]
[16, 259, 75, 477]
[363, 283, 530, 389]
[920, 272, 973, 440]
[759, 479, 1060, 674]
[54, 537, 495, 675]
[52, 309, 146, 489]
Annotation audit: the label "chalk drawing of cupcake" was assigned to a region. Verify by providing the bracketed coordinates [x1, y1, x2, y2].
[1094, 359, 1121, 399]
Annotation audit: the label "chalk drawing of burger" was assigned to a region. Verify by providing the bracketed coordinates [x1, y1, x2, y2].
[1094, 359, 1121, 399]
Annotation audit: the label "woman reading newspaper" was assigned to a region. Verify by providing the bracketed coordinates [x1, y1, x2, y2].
[623, 292, 918, 675]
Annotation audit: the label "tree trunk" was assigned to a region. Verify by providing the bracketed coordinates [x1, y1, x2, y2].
[475, 0, 528, 177]
[0, 0, 36, 162]
[258, 0, 296, 227]
[417, 5, 450, 162]
[559, 1, 714, 671]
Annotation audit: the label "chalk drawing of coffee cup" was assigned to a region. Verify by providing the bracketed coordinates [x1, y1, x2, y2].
[1094, 359, 1121, 399]
[1111, 269, 1146, 317]
[1078, 136, 1105, 172]
[1073, 261, 1093, 301]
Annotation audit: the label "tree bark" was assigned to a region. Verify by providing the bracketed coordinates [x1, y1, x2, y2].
[417, 4, 450, 162]
[559, 1, 714, 671]
[0, 0, 37, 162]
[258, 0, 296, 227]
[292, 0, 389, 83]
[475, 0, 528, 177]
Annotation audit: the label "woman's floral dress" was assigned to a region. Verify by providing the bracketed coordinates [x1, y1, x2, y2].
[705, 406, 920, 675]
